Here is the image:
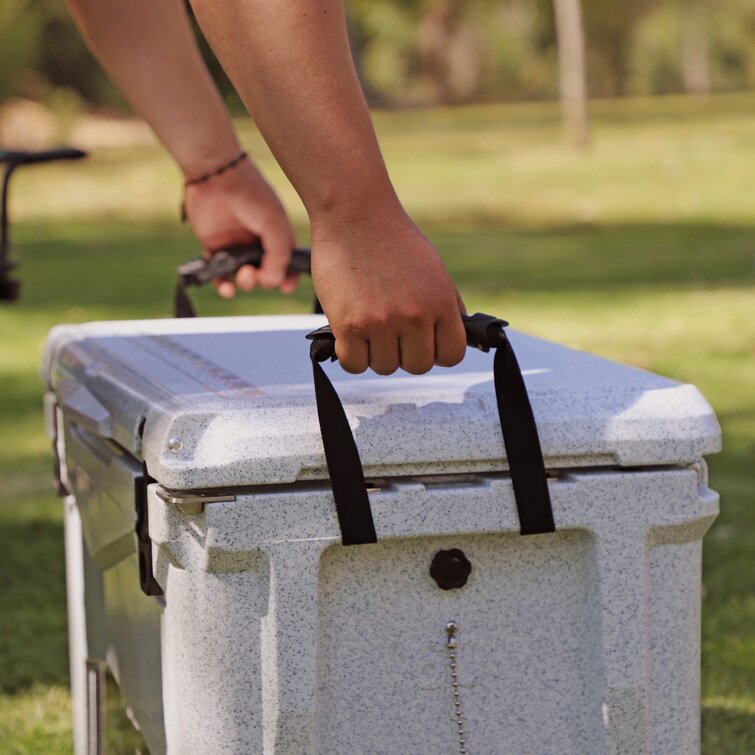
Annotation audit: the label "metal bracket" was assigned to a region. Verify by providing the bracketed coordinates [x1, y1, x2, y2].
[156, 486, 235, 515]
[134, 466, 163, 597]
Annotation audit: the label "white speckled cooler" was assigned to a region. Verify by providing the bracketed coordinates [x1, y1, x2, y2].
[42, 314, 721, 755]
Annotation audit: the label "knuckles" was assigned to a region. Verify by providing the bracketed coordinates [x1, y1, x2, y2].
[341, 308, 433, 337]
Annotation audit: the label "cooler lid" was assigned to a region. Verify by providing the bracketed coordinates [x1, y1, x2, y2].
[42, 315, 720, 488]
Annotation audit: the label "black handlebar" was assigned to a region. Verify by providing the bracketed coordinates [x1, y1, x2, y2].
[1, 147, 88, 302]
[177, 243, 312, 287]
[0, 148, 87, 167]
[175, 243, 320, 317]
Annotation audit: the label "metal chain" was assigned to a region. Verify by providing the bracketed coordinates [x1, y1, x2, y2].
[445, 620, 468, 754]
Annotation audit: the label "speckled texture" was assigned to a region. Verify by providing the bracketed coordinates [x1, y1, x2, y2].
[42, 316, 721, 488]
[47, 316, 722, 754]
[129, 467, 719, 754]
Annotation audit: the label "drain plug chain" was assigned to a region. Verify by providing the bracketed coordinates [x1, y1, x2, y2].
[445, 620, 468, 754]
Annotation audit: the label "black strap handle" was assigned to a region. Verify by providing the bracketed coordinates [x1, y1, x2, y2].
[306, 313, 555, 545]
[174, 243, 322, 317]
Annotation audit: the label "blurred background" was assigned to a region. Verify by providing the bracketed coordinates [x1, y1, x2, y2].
[0, 1, 753, 753]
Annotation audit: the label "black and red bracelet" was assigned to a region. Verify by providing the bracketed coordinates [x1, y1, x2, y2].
[181, 150, 248, 222]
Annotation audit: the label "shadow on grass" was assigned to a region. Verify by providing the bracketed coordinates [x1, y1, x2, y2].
[0, 514, 68, 694]
[9, 219, 316, 319]
[702, 702, 755, 755]
[1, 214, 753, 735]
[433, 221, 755, 294]
[6, 218, 754, 319]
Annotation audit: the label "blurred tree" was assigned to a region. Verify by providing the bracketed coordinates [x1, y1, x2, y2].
[0, 0, 44, 103]
[36, 1, 119, 106]
[553, 0, 589, 146]
[680, 0, 711, 94]
[416, 0, 485, 104]
[1, 0, 754, 112]
[0, 0, 119, 107]
[581, 0, 658, 97]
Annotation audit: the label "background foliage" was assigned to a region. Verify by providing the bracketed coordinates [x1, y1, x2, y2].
[0, 1, 753, 752]
[2, 0, 755, 112]
[0, 93, 754, 752]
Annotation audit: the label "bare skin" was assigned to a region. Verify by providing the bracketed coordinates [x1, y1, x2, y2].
[190, 0, 467, 374]
[66, 0, 296, 293]
[68, 0, 467, 374]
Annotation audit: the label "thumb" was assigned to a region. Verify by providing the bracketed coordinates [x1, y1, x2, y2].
[238, 206, 296, 290]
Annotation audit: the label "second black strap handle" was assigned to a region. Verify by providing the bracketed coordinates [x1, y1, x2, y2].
[174, 244, 321, 318]
[307, 313, 555, 546]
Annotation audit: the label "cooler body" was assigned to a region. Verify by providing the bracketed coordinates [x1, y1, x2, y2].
[43, 315, 721, 755]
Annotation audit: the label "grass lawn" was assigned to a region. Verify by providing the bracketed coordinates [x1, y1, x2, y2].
[0, 92, 753, 753]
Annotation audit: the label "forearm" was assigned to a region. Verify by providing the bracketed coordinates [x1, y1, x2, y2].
[67, 0, 239, 178]
[188, 0, 401, 223]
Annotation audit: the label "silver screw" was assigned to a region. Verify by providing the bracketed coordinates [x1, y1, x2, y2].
[168, 437, 182, 453]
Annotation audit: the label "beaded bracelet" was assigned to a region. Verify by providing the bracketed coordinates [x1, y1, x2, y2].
[181, 150, 248, 222]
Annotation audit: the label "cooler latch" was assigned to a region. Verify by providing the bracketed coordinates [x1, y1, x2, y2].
[134, 467, 164, 597]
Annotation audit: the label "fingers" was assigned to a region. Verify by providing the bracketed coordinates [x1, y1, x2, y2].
[399, 325, 436, 375]
[331, 310, 466, 375]
[280, 273, 300, 295]
[333, 318, 464, 375]
[213, 278, 236, 299]
[335, 335, 369, 374]
[235, 264, 258, 292]
[249, 216, 296, 290]
[435, 315, 467, 367]
[211, 259, 297, 298]
[368, 331, 401, 375]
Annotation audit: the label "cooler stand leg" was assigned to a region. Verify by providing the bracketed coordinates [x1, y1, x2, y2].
[85, 661, 106, 755]
[64, 496, 91, 755]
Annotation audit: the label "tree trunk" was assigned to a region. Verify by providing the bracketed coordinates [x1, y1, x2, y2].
[553, 0, 589, 147]
[681, 2, 711, 95]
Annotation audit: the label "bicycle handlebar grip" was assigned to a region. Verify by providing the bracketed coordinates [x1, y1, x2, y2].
[0, 148, 87, 166]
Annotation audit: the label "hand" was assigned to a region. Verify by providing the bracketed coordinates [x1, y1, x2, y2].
[183, 157, 298, 296]
[311, 205, 467, 375]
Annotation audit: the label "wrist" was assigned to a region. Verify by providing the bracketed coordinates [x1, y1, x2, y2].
[177, 138, 244, 184]
[308, 180, 403, 232]
[310, 196, 418, 251]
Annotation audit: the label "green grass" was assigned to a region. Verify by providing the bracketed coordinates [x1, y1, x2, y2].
[1, 92, 754, 753]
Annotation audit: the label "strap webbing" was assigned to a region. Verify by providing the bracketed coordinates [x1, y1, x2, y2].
[310, 336, 377, 545]
[307, 317, 554, 545]
[493, 332, 555, 535]
[174, 280, 196, 318]
[173, 276, 322, 318]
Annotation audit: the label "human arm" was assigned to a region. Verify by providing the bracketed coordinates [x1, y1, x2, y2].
[188, 0, 467, 373]
[65, 0, 296, 291]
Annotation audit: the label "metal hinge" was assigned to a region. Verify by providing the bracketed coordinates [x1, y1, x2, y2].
[134, 466, 163, 597]
[44, 393, 69, 497]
